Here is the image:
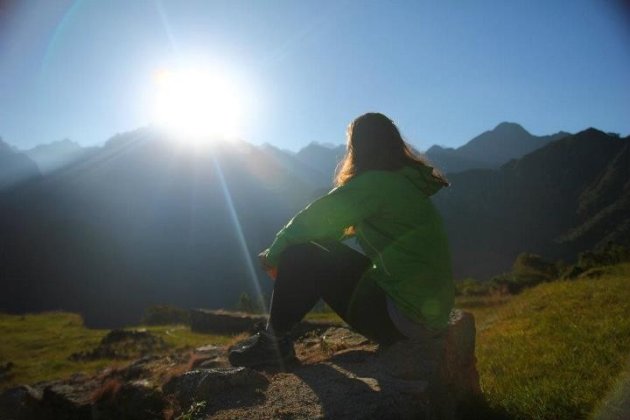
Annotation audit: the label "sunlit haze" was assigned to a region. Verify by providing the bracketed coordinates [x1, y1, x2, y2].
[151, 66, 245, 143]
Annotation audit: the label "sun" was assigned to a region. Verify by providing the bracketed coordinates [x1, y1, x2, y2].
[151, 67, 243, 143]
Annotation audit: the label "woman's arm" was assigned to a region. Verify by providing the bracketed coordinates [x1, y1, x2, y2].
[263, 173, 381, 267]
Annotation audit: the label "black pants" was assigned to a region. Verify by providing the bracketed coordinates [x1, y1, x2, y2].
[268, 242, 405, 345]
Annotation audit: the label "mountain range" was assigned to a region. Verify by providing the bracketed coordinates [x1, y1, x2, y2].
[0, 138, 41, 189]
[0, 128, 323, 326]
[425, 122, 570, 173]
[433, 128, 629, 279]
[0, 123, 627, 326]
[25, 139, 99, 174]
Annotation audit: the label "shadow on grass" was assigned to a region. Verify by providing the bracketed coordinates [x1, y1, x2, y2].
[458, 394, 512, 420]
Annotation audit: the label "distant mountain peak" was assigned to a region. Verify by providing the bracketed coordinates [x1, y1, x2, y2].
[426, 145, 446, 153]
[425, 123, 573, 174]
[27, 138, 82, 153]
[493, 122, 529, 133]
[579, 127, 606, 137]
[0, 138, 41, 189]
[301, 141, 343, 151]
[25, 138, 98, 174]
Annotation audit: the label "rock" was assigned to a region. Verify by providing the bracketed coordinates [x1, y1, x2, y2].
[208, 310, 480, 419]
[118, 355, 160, 380]
[195, 359, 226, 370]
[210, 351, 431, 419]
[40, 382, 94, 420]
[0, 385, 44, 420]
[189, 355, 227, 370]
[380, 310, 480, 384]
[188, 345, 229, 370]
[194, 344, 222, 356]
[163, 367, 269, 407]
[189, 309, 267, 334]
[189, 309, 341, 335]
[440, 310, 482, 397]
[289, 320, 347, 339]
[0, 361, 14, 382]
[69, 329, 169, 361]
[298, 327, 376, 361]
[93, 380, 166, 420]
[378, 309, 481, 418]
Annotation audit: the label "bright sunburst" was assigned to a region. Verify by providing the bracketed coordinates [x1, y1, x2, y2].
[151, 67, 243, 143]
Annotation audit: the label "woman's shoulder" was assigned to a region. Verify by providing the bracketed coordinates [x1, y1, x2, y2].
[338, 168, 420, 194]
[352, 166, 422, 185]
[352, 168, 405, 182]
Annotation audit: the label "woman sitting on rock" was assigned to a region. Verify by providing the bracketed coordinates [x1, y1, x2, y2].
[229, 112, 454, 368]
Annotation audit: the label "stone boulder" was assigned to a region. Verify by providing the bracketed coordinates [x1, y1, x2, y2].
[189, 309, 341, 337]
[163, 367, 269, 410]
[0, 385, 45, 420]
[92, 379, 166, 420]
[176, 309, 481, 419]
[69, 329, 169, 361]
[189, 309, 267, 334]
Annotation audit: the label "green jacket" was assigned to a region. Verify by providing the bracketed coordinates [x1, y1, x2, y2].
[264, 164, 455, 329]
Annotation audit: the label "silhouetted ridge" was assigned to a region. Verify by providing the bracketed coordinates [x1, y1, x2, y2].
[434, 128, 628, 279]
[0, 137, 41, 190]
[426, 122, 569, 173]
[25, 138, 98, 175]
[0, 128, 321, 327]
[295, 142, 345, 184]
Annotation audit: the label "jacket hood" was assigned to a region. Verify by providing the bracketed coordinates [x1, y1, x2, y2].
[400, 164, 448, 197]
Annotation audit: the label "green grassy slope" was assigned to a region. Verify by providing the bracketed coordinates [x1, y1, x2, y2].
[463, 263, 630, 419]
[0, 312, 233, 390]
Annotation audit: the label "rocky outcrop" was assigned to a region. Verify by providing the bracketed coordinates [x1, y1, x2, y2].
[163, 367, 269, 409]
[0, 310, 480, 419]
[69, 330, 169, 361]
[190, 309, 267, 334]
[92, 379, 167, 420]
[190, 309, 341, 337]
[204, 310, 481, 419]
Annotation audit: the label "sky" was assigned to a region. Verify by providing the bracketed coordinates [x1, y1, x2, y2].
[0, 0, 629, 151]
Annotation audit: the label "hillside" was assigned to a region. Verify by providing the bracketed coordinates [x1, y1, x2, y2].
[294, 142, 346, 182]
[0, 138, 40, 190]
[462, 263, 630, 419]
[24, 139, 98, 175]
[434, 128, 630, 279]
[0, 129, 320, 327]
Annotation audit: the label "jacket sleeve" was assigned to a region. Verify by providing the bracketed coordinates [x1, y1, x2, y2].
[264, 174, 380, 267]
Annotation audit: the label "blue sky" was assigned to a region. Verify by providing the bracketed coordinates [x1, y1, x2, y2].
[1, 0, 629, 151]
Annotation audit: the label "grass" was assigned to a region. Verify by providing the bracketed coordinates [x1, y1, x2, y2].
[0, 311, 233, 390]
[0, 308, 342, 391]
[304, 311, 344, 324]
[460, 263, 630, 419]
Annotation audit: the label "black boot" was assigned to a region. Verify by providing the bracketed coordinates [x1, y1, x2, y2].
[228, 330, 296, 368]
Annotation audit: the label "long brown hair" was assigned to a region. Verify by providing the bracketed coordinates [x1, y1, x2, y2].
[334, 112, 449, 187]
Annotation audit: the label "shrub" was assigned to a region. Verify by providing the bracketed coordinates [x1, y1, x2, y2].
[455, 278, 494, 296]
[142, 305, 190, 325]
[563, 242, 630, 278]
[235, 292, 266, 314]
